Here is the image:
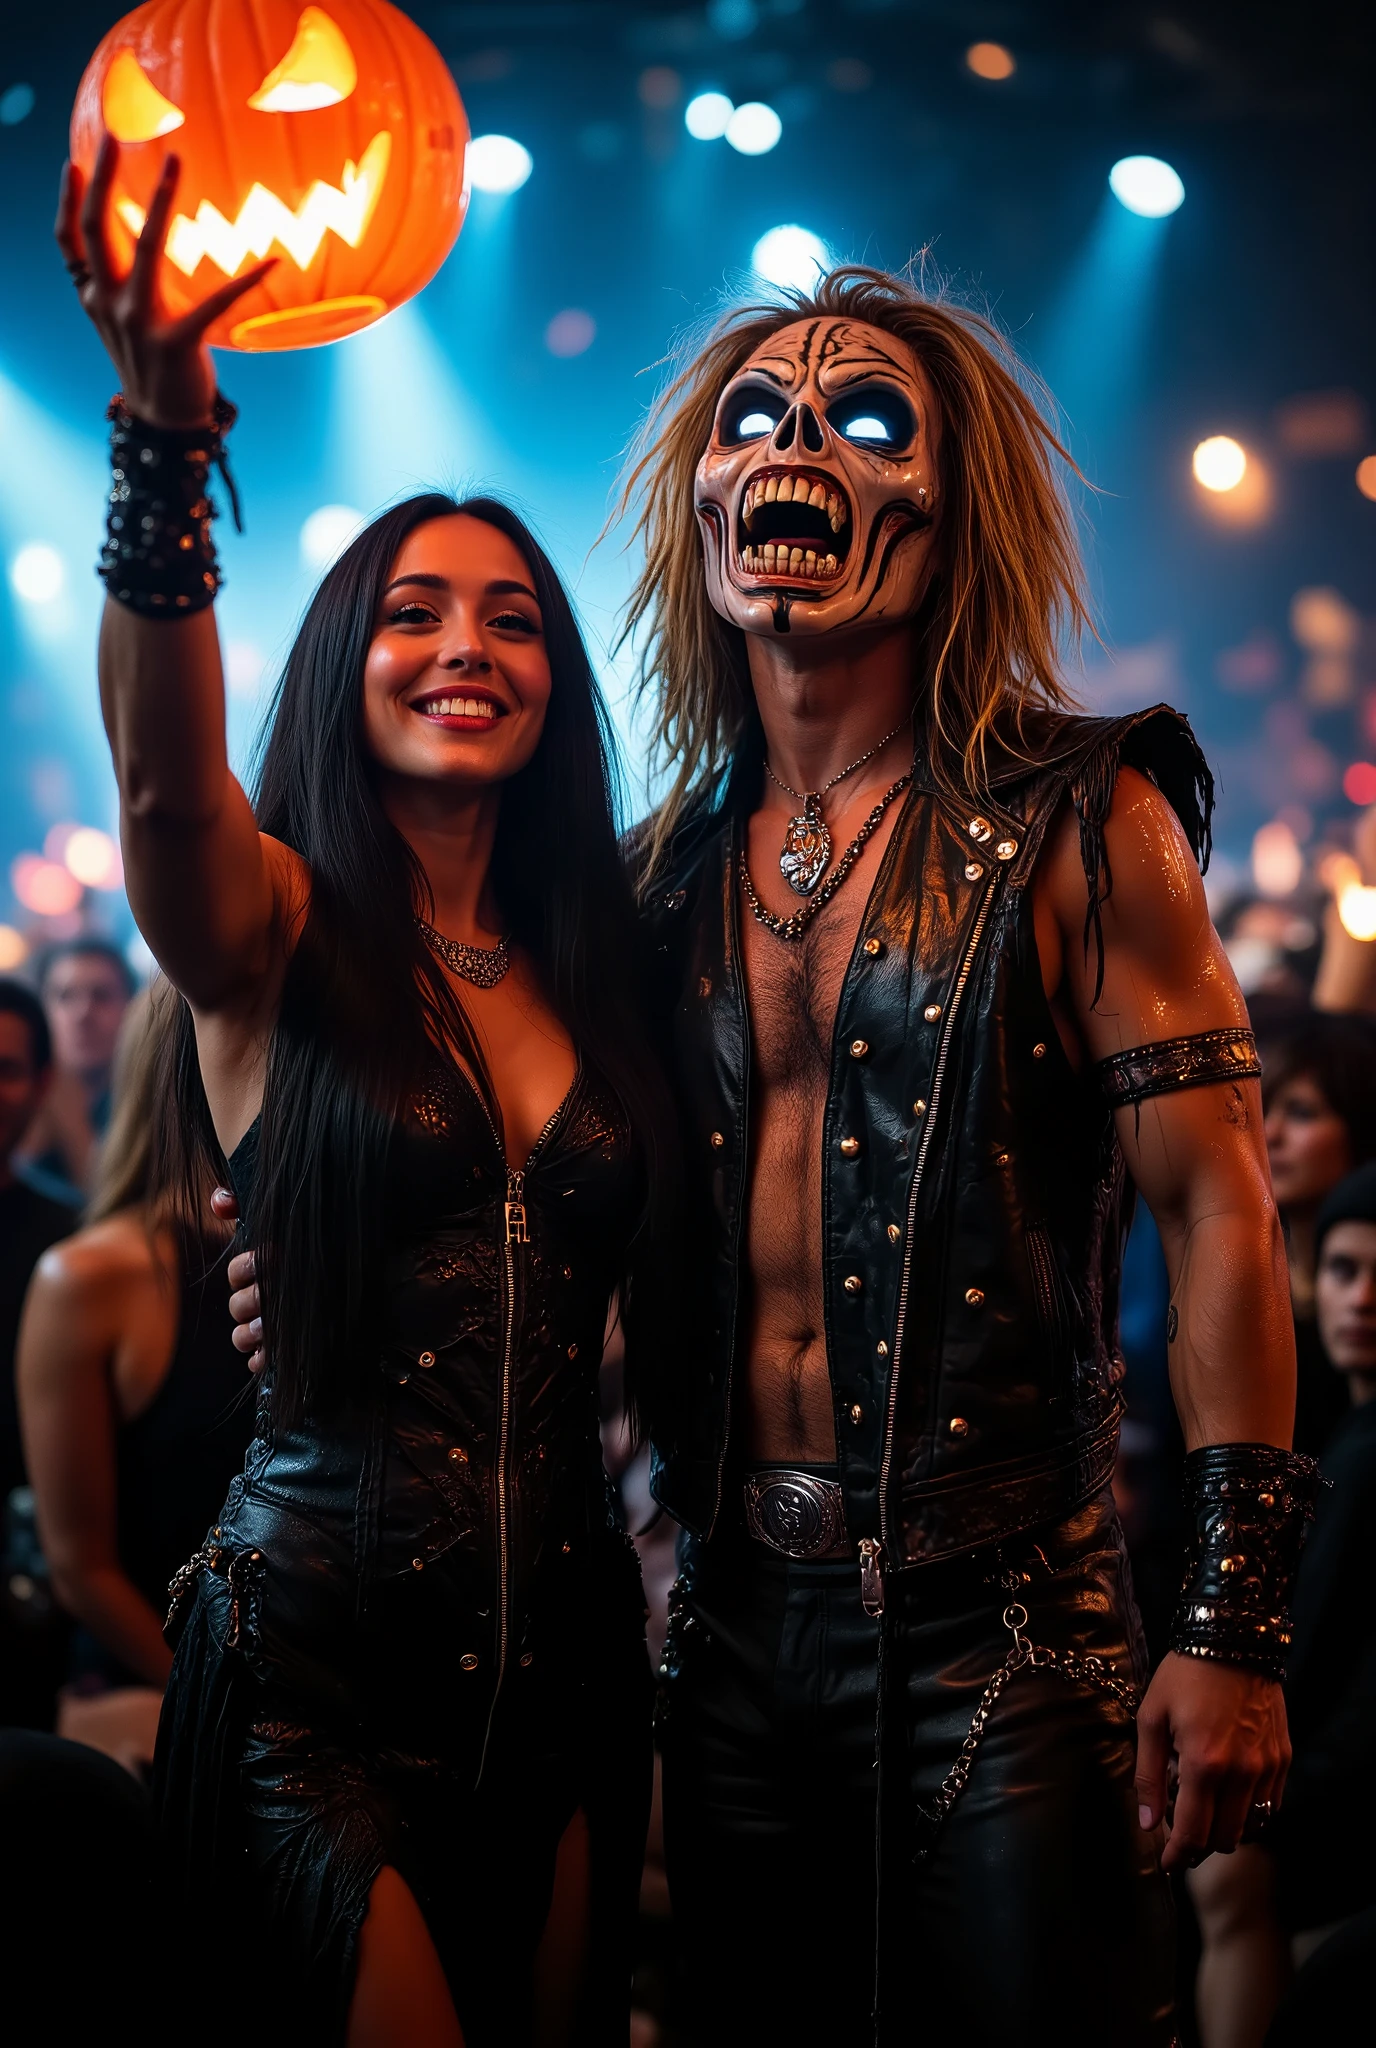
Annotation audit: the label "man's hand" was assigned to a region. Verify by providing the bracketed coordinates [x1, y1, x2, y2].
[210, 1185, 264, 1374]
[1135, 1652, 1290, 1871]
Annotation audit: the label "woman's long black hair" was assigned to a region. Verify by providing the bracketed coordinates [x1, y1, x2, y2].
[166, 493, 676, 1430]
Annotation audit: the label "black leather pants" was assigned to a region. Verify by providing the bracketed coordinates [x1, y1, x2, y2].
[660, 1484, 1176, 2047]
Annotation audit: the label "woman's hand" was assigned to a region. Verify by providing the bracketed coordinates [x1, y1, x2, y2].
[211, 1186, 266, 1375]
[55, 137, 274, 428]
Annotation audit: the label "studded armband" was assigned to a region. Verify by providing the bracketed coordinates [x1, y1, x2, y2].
[99, 393, 240, 617]
[1097, 1027, 1260, 1110]
[1170, 1444, 1321, 1682]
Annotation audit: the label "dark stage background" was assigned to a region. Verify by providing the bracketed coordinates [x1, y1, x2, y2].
[0, 0, 1372, 967]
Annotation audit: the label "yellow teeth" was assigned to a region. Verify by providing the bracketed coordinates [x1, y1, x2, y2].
[424, 696, 498, 719]
[737, 545, 840, 581]
[741, 471, 847, 532]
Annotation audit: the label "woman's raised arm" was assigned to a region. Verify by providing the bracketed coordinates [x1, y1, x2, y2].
[57, 140, 299, 1026]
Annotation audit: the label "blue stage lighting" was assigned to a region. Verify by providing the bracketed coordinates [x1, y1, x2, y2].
[1108, 156, 1184, 218]
[752, 225, 829, 291]
[467, 135, 534, 195]
[685, 91, 734, 141]
[726, 103, 782, 156]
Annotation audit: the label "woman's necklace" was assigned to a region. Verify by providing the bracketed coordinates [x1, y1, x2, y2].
[739, 766, 914, 944]
[767, 718, 909, 897]
[416, 916, 512, 989]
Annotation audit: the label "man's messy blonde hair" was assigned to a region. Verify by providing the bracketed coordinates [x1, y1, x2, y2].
[617, 264, 1093, 876]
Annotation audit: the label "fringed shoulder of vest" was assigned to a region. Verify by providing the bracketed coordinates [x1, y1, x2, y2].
[977, 703, 1215, 1007]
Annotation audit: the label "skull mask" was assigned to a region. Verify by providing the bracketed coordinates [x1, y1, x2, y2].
[694, 317, 941, 639]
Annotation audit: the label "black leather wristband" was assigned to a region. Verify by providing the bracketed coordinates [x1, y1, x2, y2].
[1098, 1028, 1260, 1110]
[1170, 1443, 1321, 1681]
[98, 392, 239, 617]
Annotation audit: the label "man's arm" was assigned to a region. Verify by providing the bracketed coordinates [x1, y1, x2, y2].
[1038, 766, 1296, 1870]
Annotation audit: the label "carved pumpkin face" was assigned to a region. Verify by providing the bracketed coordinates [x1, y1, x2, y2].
[71, 0, 469, 351]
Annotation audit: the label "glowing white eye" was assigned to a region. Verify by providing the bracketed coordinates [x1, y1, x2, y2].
[843, 416, 891, 442]
[737, 410, 777, 437]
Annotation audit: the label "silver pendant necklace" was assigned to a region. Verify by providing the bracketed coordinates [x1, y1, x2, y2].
[767, 718, 909, 897]
[416, 916, 512, 989]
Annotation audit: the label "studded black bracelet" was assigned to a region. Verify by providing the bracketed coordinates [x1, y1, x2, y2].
[98, 392, 241, 618]
[1170, 1443, 1321, 1682]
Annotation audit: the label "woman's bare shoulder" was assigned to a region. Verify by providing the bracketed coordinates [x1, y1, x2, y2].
[31, 1211, 166, 1301]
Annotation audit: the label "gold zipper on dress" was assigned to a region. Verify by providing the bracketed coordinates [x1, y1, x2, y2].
[868, 873, 999, 1615]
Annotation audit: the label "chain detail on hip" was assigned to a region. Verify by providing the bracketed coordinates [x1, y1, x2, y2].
[914, 1601, 1139, 1853]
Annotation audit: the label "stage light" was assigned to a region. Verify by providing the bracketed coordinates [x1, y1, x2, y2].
[966, 43, 1016, 81]
[752, 225, 830, 292]
[10, 543, 65, 603]
[1344, 763, 1376, 807]
[1109, 156, 1185, 218]
[685, 91, 733, 140]
[11, 853, 83, 918]
[545, 309, 596, 358]
[0, 84, 35, 127]
[1193, 436, 1247, 492]
[43, 822, 80, 865]
[64, 827, 122, 890]
[1252, 820, 1302, 899]
[300, 504, 364, 572]
[1358, 456, 1376, 501]
[466, 135, 533, 195]
[725, 102, 782, 156]
[0, 926, 26, 970]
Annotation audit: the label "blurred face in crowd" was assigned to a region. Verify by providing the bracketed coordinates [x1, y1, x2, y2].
[1264, 1072, 1354, 1212]
[0, 1013, 47, 1171]
[42, 954, 129, 1086]
[1315, 1220, 1376, 1401]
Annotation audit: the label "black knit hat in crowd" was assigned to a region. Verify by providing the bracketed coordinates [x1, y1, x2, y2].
[1315, 1162, 1376, 1258]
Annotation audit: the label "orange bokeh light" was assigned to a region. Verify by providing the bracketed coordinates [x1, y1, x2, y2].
[966, 42, 1016, 81]
[12, 854, 84, 917]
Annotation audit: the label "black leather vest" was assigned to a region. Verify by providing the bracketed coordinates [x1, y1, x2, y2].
[638, 704, 1212, 1576]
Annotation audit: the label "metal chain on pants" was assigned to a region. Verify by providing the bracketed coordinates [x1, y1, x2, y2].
[915, 1601, 1140, 1845]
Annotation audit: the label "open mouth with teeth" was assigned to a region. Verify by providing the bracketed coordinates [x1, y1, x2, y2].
[735, 466, 852, 584]
[413, 690, 505, 727]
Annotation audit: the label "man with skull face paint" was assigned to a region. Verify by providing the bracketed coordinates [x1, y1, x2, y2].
[623, 269, 1314, 2046]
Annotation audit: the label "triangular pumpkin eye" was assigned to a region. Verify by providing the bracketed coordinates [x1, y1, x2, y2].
[102, 48, 185, 142]
[249, 6, 358, 112]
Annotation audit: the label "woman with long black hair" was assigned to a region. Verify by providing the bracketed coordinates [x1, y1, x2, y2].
[57, 141, 671, 2048]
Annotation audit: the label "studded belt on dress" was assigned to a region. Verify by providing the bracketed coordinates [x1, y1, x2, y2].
[742, 1469, 852, 1560]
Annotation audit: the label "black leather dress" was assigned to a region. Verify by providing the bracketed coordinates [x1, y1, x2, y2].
[154, 1059, 653, 2047]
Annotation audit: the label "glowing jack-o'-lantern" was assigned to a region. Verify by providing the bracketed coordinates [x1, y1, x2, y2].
[71, 0, 469, 351]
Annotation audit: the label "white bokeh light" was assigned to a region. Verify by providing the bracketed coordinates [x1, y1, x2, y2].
[685, 91, 733, 140]
[64, 826, 122, 890]
[725, 102, 782, 155]
[300, 505, 365, 573]
[1193, 436, 1248, 493]
[752, 225, 830, 292]
[1108, 156, 1185, 218]
[466, 135, 534, 195]
[10, 542, 65, 604]
[225, 640, 269, 699]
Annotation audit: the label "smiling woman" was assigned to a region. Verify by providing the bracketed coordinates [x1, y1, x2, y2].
[57, 120, 674, 2040]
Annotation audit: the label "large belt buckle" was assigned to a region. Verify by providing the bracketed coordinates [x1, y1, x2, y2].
[743, 1470, 847, 1560]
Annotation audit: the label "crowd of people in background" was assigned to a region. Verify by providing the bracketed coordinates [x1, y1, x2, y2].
[3, 893, 1376, 2044]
